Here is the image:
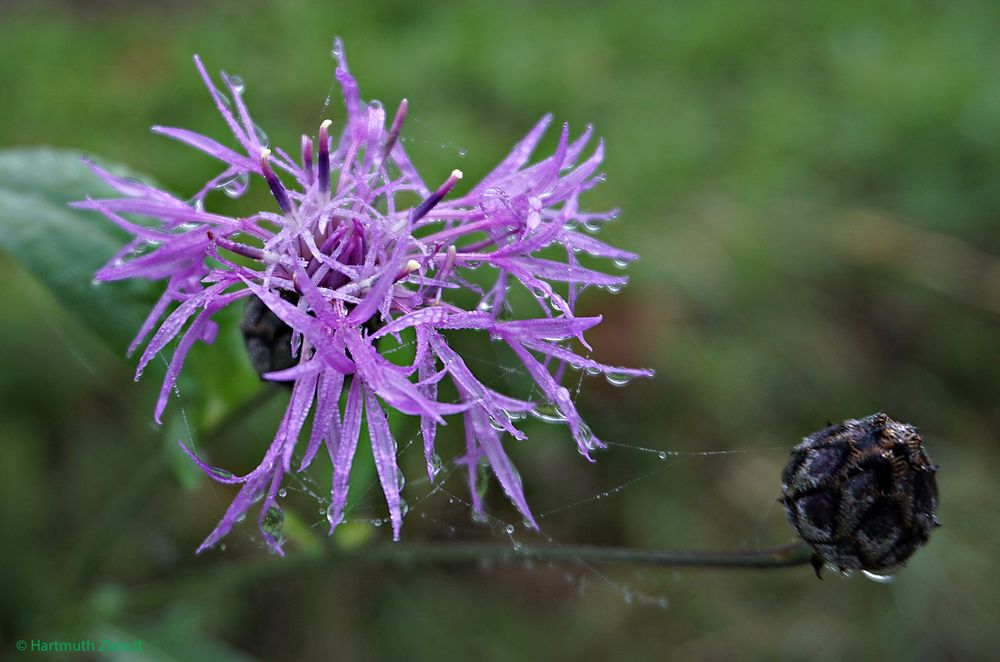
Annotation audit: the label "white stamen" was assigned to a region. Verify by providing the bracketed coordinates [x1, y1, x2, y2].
[451, 169, 463, 180]
[406, 259, 421, 273]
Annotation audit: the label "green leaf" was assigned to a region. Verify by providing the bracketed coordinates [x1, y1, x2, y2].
[0, 147, 158, 355]
[0, 147, 266, 435]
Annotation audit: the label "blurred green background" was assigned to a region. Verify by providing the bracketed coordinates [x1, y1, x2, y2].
[2, 0, 999, 659]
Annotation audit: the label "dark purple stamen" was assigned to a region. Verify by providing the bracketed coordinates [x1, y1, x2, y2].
[301, 135, 314, 186]
[260, 149, 294, 215]
[411, 169, 463, 224]
[318, 119, 332, 195]
[381, 98, 408, 162]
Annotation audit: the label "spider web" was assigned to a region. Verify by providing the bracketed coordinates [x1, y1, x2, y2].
[169, 330, 791, 610]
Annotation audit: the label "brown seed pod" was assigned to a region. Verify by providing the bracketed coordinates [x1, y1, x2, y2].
[780, 413, 939, 574]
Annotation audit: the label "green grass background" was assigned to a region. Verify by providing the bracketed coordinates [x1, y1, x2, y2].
[1, 0, 998, 659]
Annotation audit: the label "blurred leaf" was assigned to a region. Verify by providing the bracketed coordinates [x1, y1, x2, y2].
[0, 147, 264, 433]
[97, 612, 254, 662]
[0, 147, 158, 355]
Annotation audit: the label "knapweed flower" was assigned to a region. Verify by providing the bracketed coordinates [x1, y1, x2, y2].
[75, 40, 652, 554]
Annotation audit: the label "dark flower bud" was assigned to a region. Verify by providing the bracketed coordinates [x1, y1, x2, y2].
[781, 413, 939, 575]
[241, 294, 297, 379]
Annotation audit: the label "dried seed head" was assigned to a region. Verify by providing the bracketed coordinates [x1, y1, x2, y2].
[781, 413, 939, 574]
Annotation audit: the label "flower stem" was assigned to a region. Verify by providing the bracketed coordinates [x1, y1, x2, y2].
[121, 541, 812, 610]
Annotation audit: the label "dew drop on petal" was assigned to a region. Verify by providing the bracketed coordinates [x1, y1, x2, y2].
[604, 371, 634, 387]
[429, 453, 445, 478]
[262, 505, 284, 538]
[253, 123, 269, 148]
[219, 171, 250, 198]
[530, 402, 566, 424]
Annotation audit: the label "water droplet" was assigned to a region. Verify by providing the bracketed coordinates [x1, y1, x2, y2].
[623, 589, 634, 604]
[613, 258, 630, 270]
[529, 285, 548, 299]
[584, 365, 601, 376]
[218, 171, 249, 198]
[187, 197, 205, 211]
[522, 518, 533, 529]
[235, 512, 247, 523]
[476, 299, 493, 312]
[90, 278, 102, 288]
[604, 371, 634, 387]
[476, 464, 491, 500]
[657, 451, 668, 460]
[457, 148, 468, 157]
[372, 518, 383, 527]
[262, 505, 284, 538]
[503, 408, 526, 422]
[471, 510, 488, 525]
[229, 75, 245, 94]
[862, 570, 894, 584]
[530, 402, 566, 423]
[399, 498, 410, 519]
[396, 468, 406, 491]
[209, 467, 233, 480]
[512, 541, 524, 552]
[504, 524, 515, 535]
[583, 220, 601, 234]
[219, 543, 227, 551]
[604, 283, 622, 294]
[253, 122, 269, 147]
[278, 488, 287, 498]
[429, 453, 444, 479]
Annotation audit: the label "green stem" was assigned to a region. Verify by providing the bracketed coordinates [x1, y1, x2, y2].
[123, 541, 812, 610]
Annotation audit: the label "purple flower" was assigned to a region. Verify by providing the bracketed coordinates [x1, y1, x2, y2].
[75, 40, 652, 554]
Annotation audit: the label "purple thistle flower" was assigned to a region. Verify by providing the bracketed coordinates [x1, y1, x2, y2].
[75, 39, 653, 554]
